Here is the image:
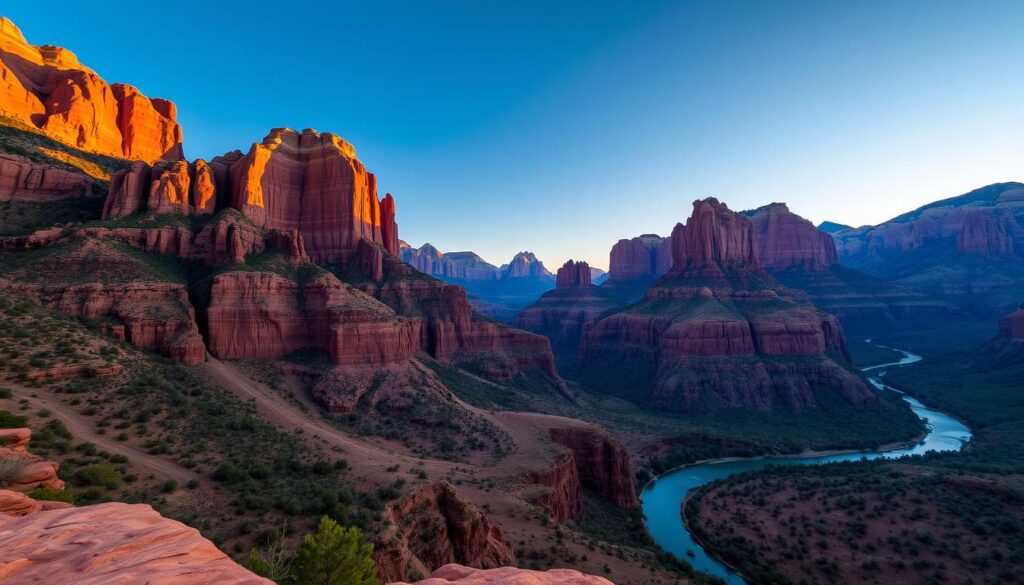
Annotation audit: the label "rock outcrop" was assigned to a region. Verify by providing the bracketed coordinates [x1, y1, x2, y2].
[0, 18, 183, 162]
[746, 203, 960, 334]
[515, 260, 623, 355]
[0, 428, 65, 495]
[747, 203, 838, 271]
[102, 128, 398, 264]
[374, 482, 516, 583]
[608, 234, 672, 282]
[999, 305, 1024, 340]
[0, 502, 271, 584]
[831, 182, 1024, 316]
[525, 449, 581, 522]
[581, 198, 874, 412]
[387, 563, 613, 585]
[501, 252, 552, 278]
[0, 154, 90, 201]
[205, 269, 419, 366]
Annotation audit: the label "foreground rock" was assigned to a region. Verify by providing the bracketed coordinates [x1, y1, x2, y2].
[0, 428, 65, 496]
[388, 563, 613, 585]
[0, 18, 183, 162]
[374, 482, 516, 583]
[581, 198, 875, 412]
[0, 503, 271, 584]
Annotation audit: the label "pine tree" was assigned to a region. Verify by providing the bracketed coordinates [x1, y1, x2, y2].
[290, 516, 381, 585]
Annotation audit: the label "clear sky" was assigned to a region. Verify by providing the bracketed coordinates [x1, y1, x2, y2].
[7, 1, 1024, 269]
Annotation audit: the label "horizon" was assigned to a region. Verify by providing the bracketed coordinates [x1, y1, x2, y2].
[5, 1, 1024, 270]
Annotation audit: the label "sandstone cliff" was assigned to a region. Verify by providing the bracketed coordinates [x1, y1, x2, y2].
[581, 198, 875, 412]
[374, 482, 516, 583]
[0, 154, 90, 202]
[0, 18, 183, 162]
[608, 233, 672, 282]
[747, 202, 838, 271]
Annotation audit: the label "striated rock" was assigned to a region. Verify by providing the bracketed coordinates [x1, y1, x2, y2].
[831, 182, 1024, 316]
[609, 234, 672, 282]
[999, 305, 1024, 340]
[548, 427, 638, 509]
[0, 428, 65, 494]
[747, 202, 838, 271]
[0, 19, 183, 161]
[501, 252, 552, 278]
[359, 257, 566, 392]
[0, 502, 272, 584]
[555, 260, 592, 289]
[581, 198, 874, 412]
[525, 450, 581, 522]
[374, 482, 515, 583]
[205, 270, 419, 366]
[0, 154, 90, 202]
[102, 161, 152, 217]
[388, 564, 613, 585]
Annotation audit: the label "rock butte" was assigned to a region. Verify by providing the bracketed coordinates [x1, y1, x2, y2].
[387, 564, 613, 585]
[581, 198, 875, 412]
[747, 202, 838, 271]
[400, 243, 555, 282]
[608, 233, 672, 282]
[0, 18, 182, 162]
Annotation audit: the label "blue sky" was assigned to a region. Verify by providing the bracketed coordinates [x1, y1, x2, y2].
[7, 1, 1024, 269]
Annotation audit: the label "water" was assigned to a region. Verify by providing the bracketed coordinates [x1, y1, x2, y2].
[639, 345, 972, 585]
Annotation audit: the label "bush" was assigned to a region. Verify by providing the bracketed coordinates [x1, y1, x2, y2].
[74, 464, 123, 490]
[213, 462, 245, 484]
[163, 480, 178, 493]
[0, 388, 11, 399]
[0, 456, 31, 488]
[0, 410, 27, 429]
[28, 486, 74, 503]
[290, 517, 381, 585]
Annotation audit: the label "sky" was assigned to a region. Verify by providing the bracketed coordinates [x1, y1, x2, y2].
[7, 1, 1024, 269]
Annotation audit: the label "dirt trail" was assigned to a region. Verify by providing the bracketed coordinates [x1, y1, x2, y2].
[202, 358, 466, 476]
[16, 392, 201, 484]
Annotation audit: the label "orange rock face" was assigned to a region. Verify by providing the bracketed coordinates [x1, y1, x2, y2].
[0, 503, 272, 584]
[0, 154, 90, 202]
[747, 202, 838, 271]
[388, 564, 613, 585]
[374, 482, 516, 583]
[0, 18, 183, 161]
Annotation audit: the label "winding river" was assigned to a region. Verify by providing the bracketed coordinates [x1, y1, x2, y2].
[640, 346, 973, 585]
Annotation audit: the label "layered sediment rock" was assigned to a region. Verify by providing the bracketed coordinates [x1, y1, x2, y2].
[0, 18, 183, 161]
[388, 563, 613, 585]
[374, 482, 515, 583]
[608, 234, 672, 282]
[581, 198, 874, 412]
[205, 270, 418, 366]
[0, 154, 90, 201]
[0, 428, 64, 495]
[555, 260, 591, 288]
[102, 128, 398, 264]
[747, 203, 838, 271]
[525, 450, 581, 522]
[0, 503, 271, 584]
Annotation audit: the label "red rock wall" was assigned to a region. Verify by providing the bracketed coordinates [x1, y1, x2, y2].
[0, 19, 183, 162]
[671, 198, 760, 271]
[0, 154, 90, 202]
[555, 260, 591, 288]
[525, 450, 581, 522]
[547, 427, 638, 510]
[748, 202, 838, 271]
[608, 234, 671, 281]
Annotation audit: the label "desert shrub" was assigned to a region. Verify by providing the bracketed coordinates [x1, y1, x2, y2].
[0, 456, 31, 487]
[74, 463, 122, 490]
[0, 410, 27, 428]
[28, 486, 74, 503]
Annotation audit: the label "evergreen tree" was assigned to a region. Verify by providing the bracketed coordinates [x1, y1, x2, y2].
[290, 516, 381, 585]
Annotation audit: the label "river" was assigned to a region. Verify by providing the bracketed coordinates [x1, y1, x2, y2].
[639, 346, 973, 585]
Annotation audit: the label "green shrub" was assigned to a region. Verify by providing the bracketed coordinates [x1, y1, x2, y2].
[290, 517, 381, 585]
[0, 410, 27, 429]
[74, 464, 122, 490]
[28, 486, 74, 503]
[0, 456, 31, 488]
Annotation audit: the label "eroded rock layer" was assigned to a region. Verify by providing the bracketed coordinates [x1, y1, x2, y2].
[387, 563, 613, 585]
[581, 198, 874, 412]
[374, 482, 516, 583]
[0, 18, 183, 162]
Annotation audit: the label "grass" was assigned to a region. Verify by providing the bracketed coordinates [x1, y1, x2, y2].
[0, 455, 31, 488]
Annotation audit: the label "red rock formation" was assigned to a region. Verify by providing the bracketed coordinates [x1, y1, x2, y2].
[956, 210, 1016, 256]
[608, 234, 672, 282]
[0, 489, 71, 517]
[525, 450, 581, 522]
[374, 482, 515, 583]
[0, 428, 65, 494]
[581, 198, 874, 412]
[0, 503, 272, 584]
[400, 244, 502, 281]
[748, 202, 838, 271]
[999, 305, 1024, 340]
[555, 260, 591, 289]
[548, 427, 638, 509]
[388, 564, 613, 585]
[205, 270, 419, 366]
[0, 18, 183, 162]
[0, 154, 90, 202]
